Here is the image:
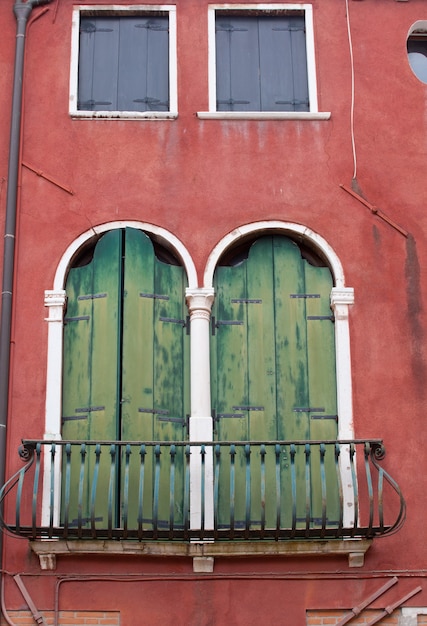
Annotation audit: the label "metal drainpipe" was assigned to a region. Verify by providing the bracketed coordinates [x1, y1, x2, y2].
[0, 0, 53, 614]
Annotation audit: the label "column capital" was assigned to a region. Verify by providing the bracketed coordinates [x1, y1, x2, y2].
[44, 289, 67, 308]
[330, 287, 354, 308]
[44, 290, 67, 323]
[185, 287, 215, 318]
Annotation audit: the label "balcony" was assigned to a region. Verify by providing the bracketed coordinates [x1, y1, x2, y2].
[0, 439, 405, 569]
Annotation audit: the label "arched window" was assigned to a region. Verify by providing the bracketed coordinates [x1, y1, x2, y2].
[44, 225, 194, 530]
[210, 234, 339, 529]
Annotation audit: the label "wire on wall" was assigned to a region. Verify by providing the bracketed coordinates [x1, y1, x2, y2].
[345, 0, 357, 181]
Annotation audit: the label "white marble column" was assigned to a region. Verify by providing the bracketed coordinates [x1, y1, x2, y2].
[331, 286, 355, 529]
[185, 288, 215, 531]
[42, 289, 67, 526]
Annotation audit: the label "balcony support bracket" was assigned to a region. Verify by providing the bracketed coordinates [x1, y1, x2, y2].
[29, 539, 372, 571]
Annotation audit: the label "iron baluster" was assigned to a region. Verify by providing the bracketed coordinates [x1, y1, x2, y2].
[290, 444, 297, 537]
[107, 445, 117, 538]
[184, 445, 191, 539]
[137, 445, 146, 540]
[31, 444, 42, 540]
[244, 444, 251, 538]
[349, 443, 358, 534]
[153, 445, 161, 538]
[260, 444, 266, 536]
[169, 445, 176, 539]
[214, 444, 221, 540]
[200, 445, 206, 537]
[91, 444, 101, 539]
[77, 444, 87, 538]
[275, 444, 281, 539]
[305, 444, 311, 537]
[63, 443, 72, 538]
[335, 443, 344, 537]
[320, 443, 327, 538]
[48, 443, 56, 538]
[122, 445, 131, 537]
[364, 442, 375, 536]
[230, 444, 236, 538]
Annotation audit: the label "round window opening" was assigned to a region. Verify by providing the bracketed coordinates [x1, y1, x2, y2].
[407, 21, 427, 84]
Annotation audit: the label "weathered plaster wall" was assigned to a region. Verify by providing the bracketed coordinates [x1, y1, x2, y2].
[0, 0, 426, 622]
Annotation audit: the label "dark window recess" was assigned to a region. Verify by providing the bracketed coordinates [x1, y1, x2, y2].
[407, 35, 427, 84]
[78, 15, 169, 112]
[215, 14, 309, 112]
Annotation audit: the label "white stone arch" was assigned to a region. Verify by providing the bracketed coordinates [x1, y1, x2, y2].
[42, 221, 197, 526]
[201, 221, 355, 527]
[44, 220, 196, 440]
[204, 221, 346, 288]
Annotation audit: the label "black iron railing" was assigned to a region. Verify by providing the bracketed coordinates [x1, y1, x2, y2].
[0, 439, 405, 541]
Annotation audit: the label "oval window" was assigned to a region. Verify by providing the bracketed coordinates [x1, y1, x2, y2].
[407, 21, 427, 84]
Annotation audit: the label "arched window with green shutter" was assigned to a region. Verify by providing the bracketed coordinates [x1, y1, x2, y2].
[211, 235, 338, 531]
[62, 227, 189, 530]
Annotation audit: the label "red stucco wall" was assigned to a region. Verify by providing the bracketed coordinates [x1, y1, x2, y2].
[0, 0, 426, 623]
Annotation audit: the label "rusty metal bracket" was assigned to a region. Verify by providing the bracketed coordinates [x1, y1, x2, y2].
[335, 577, 398, 626]
[13, 574, 47, 625]
[365, 586, 422, 625]
[340, 184, 408, 238]
[22, 161, 74, 195]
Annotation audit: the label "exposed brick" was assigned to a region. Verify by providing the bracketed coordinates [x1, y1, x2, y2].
[1, 610, 120, 626]
[306, 609, 401, 626]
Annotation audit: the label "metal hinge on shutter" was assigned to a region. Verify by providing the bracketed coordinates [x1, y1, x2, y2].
[290, 293, 320, 299]
[77, 100, 112, 109]
[293, 407, 325, 413]
[276, 98, 309, 107]
[139, 292, 169, 301]
[64, 315, 90, 323]
[212, 409, 244, 423]
[138, 407, 188, 428]
[159, 315, 190, 334]
[307, 315, 334, 321]
[80, 22, 113, 34]
[78, 293, 107, 301]
[133, 97, 169, 109]
[134, 20, 169, 32]
[211, 316, 243, 335]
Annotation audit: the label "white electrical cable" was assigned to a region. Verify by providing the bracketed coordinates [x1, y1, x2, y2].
[345, 0, 357, 180]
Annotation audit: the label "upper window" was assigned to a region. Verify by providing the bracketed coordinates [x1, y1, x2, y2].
[216, 13, 308, 112]
[201, 4, 329, 120]
[70, 6, 177, 119]
[407, 23, 427, 85]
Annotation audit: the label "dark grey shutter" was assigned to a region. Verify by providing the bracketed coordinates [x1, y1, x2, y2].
[78, 17, 119, 111]
[117, 17, 169, 111]
[78, 15, 169, 112]
[216, 17, 260, 111]
[215, 14, 309, 113]
[259, 16, 308, 112]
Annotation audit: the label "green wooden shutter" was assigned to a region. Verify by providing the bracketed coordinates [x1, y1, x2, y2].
[62, 230, 122, 527]
[121, 228, 189, 529]
[212, 235, 338, 529]
[62, 228, 189, 530]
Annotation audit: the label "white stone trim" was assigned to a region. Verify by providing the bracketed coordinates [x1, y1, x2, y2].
[186, 288, 215, 530]
[42, 223, 196, 525]
[205, 3, 327, 116]
[204, 221, 346, 288]
[204, 222, 355, 526]
[53, 221, 197, 290]
[30, 538, 372, 570]
[69, 5, 178, 119]
[331, 287, 355, 528]
[401, 608, 427, 626]
[197, 111, 331, 120]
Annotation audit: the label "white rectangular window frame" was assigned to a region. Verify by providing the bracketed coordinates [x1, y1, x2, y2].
[69, 5, 178, 120]
[198, 3, 330, 120]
